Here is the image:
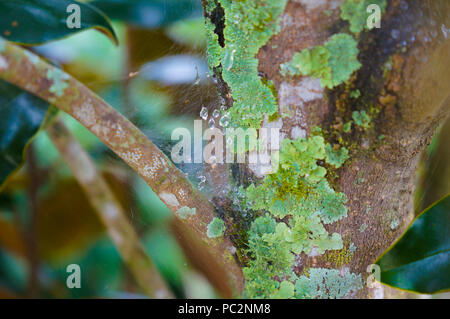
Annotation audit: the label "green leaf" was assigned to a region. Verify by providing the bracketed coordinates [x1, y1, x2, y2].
[0, 80, 50, 189]
[0, 0, 117, 45]
[91, 0, 203, 28]
[376, 195, 450, 294]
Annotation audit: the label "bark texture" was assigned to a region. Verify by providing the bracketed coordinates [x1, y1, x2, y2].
[256, 0, 450, 297]
[206, 0, 449, 298]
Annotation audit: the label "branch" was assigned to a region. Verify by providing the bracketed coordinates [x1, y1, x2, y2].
[47, 117, 172, 298]
[0, 41, 244, 294]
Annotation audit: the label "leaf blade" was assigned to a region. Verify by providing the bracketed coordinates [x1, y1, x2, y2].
[0, 79, 50, 189]
[376, 195, 450, 294]
[0, 0, 117, 45]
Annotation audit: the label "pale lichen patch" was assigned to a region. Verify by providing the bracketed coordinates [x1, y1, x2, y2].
[140, 154, 166, 179]
[291, 126, 307, 139]
[177, 206, 196, 219]
[294, 0, 327, 12]
[278, 79, 323, 128]
[73, 99, 96, 128]
[0, 55, 8, 70]
[159, 192, 180, 208]
[24, 50, 39, 65]
[46, 68, 69, 97]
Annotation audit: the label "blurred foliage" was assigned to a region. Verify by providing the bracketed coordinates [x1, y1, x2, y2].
[91, 0, 203, 28]
[377, 195, 450, 294]
[0, 0, 219, 298]
[0, 80, 50, 189]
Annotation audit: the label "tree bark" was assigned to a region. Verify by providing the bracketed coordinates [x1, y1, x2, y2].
[206, 0, 449, 298]
[259, 0, 449, 298]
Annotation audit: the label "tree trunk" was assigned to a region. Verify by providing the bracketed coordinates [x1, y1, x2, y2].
[205, 0, 450, 298]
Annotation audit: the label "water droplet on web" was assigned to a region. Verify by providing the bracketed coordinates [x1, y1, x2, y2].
[197, 174, 206, 190]
[219, 114, 230, 127]
[208, 117, 215, 129]
[200, 106, 208, 120]
[220, 104, 227, 111]
[212, 109, 220, 118]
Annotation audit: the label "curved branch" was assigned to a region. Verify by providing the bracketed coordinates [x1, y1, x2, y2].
[47, 117, 172, 298]
[0, 41, 244, 294]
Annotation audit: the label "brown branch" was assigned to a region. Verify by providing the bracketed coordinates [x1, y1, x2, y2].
[0, 41, 244, 294]
[47, 117, 172, 298]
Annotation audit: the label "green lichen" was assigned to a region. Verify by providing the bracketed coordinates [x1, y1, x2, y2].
[271, 281, 295, 299]
[280, 33, 361, 89]
[350, 89, 361, 99]
[205, 18, 223, 71]
[176, 206, 197, 219]
[325, 144, 349, 169]
[340, 0, 387, 34]
[343, 121, 353, 133]
[352, 110, 371, 129]
[205, 0, 288, 128]
[207, 217, 226, 238]
[324, 242, 355, 268]
[243, 135, 349, 298]
[294, 268, 363, 299]
[245, 136, 348, 223]
[46, 68, 69, 97]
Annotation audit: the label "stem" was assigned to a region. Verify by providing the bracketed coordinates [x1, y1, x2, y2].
[0, 41, 244, 294]
[47, 117, 172, 298]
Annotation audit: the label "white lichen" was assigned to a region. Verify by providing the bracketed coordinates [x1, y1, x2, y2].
[159, 192, 180, 208]
[176, 206, 196, 219]
[46, 68, 69, 97]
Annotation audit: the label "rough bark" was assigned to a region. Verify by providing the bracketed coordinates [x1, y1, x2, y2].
[205, 0, 449, 298]
[255, 0, 449, 297]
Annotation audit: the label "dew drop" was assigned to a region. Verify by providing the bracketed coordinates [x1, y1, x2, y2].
[219, 114, 230, 127]
[200, 106, 208, 120]
[208, 117, 215, 129]
[212, 109, 220, 118]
